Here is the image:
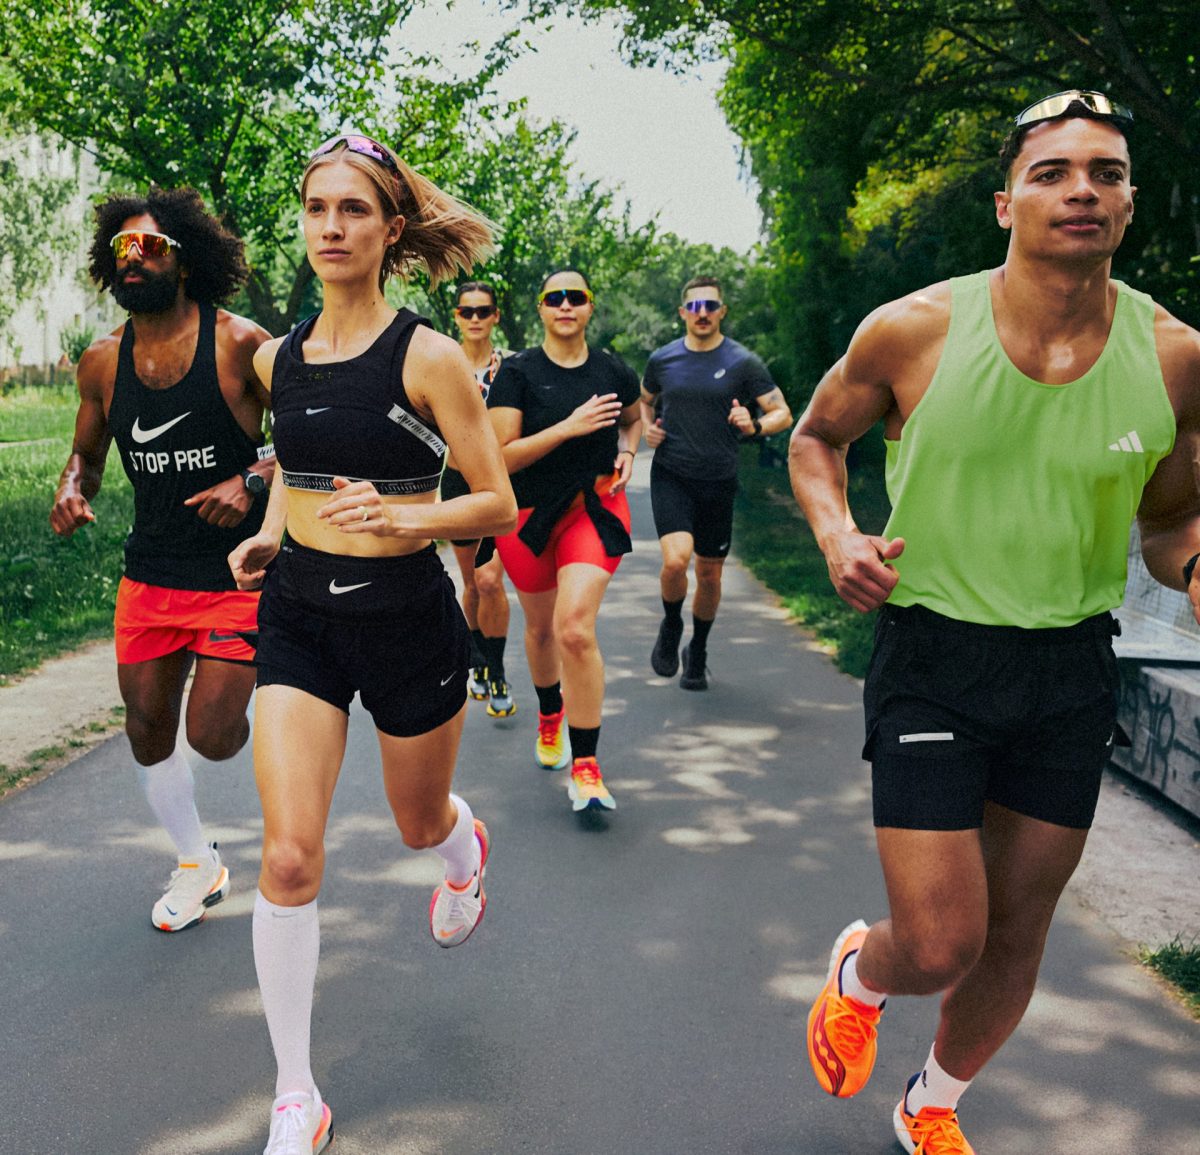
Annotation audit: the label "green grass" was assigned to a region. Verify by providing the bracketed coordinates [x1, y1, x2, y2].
[732, 440, 892, 678]
[1140, 938, 1200, 1018]
[0, 384, 133, 682]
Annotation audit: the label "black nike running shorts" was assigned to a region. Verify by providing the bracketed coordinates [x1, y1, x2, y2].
[256, 538, 469, 737]
[863, 603, 1125, 830]
[649, 457, 738, 559]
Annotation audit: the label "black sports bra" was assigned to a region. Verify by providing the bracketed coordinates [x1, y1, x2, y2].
[271, 309, 445, 496]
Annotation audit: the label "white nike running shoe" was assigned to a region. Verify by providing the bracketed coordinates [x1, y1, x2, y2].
[152, 844, 230, 932]
[429, 820, 490, 948]
[263, 1089, 333, 1155]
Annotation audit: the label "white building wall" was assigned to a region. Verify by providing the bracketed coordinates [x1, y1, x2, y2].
[0, 137, 120, 372]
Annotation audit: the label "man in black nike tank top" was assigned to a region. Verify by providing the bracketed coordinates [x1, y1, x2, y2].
[51, 188, 273, 933]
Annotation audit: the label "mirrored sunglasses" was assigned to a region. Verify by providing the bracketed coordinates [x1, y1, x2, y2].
[539, 288, 593, 308]
[683, 299, 722, 315]
[1014, 90, 1133, 129]
[110, 230, 180, 260]
[456, 305, 497, 320]
[310, 134, 401, 177]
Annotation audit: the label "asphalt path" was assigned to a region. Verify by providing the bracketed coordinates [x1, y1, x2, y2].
[1, 459, 1197, 1154]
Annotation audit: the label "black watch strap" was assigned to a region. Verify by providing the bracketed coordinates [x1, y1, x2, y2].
[751, 417, 763, 437]
[1184, 552, 1200, 589]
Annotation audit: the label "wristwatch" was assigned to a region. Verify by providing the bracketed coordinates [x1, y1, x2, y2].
[1184, 552, 1200, 589]
[241, 468, 267, 496]
[751, 417, 763, 437]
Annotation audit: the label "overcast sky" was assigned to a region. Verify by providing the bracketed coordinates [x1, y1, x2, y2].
[399, 2, 764, 253]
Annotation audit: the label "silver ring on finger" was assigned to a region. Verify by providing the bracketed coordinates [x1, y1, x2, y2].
[358, 504, 369, 522]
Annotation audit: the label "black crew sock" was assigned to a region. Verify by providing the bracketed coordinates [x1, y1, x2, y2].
[662, 597, 684, 627]
[691, 615, 714, 653]
[535, 681, 564, 716]
[568, 725, 600, 761]
[469, 628, 487, 669]
[482, 634, 507, 681]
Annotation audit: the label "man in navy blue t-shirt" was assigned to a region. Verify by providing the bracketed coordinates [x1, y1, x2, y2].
[641, 276, 792, 689]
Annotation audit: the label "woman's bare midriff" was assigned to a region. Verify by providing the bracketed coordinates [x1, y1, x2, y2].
[283, 488, 435, 557]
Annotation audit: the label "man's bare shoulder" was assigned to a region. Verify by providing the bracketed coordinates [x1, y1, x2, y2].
[1154, 303, 1200, 381]
[216, 308, 274, 356]
[844, 281, 952, 383]
[75, 330, 124, 390]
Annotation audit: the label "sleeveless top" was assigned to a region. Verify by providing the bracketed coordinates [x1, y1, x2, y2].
[108, 301, 265, 591]
[883, 271, 1176, 628]
[271, 308, 445, 496]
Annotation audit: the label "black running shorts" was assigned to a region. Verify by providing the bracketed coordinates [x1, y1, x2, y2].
[863, 603, 1125, 830]
[649, 457, 738, 559]
[256, 539, 469, 737]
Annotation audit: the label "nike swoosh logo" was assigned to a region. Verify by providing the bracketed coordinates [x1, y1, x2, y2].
[306, 407, 331, 415]
[440, 673, 455, 686]
[165, 905, 177, 916]
[131, 412, 192, 443]
[328, 579, 371, 595]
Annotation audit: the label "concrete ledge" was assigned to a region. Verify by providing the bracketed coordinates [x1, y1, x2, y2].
[1113, 661, 1200, 821]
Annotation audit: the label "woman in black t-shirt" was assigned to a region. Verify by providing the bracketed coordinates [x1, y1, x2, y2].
[487, 268, 642, 812]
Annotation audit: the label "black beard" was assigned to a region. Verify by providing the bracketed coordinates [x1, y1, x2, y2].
[111, 267, 181, 314]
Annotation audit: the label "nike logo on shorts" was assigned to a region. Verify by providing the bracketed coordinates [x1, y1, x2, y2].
[329, 579, 371, 595]
[306, 407, 331, 415]
[439, 672, 455, 686]
[131, 412, 192, 443]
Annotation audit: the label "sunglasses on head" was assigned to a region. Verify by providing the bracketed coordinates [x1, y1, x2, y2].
[683, 298, 722, 315]
[538, 288, 593, 308]
[310, 134, 401, 177]
[1014, 90, 1133, 130]
[456, 305, 496, 320]
[110, 230, 180, 260]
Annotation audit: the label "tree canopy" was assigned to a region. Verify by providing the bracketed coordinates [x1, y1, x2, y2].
[554, 0, 1200, 392]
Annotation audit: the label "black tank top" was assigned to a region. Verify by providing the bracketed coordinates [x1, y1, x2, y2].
[271, 308, 445, 496]
[108, 302, 266, 591]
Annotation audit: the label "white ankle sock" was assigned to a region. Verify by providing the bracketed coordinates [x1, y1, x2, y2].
[253, 890, 319, 1097]
[838, 949, 888, 1008]
[433, 794, 480, 886]
[136, 746, 206, 859]
[905, 1045, 972, 1114]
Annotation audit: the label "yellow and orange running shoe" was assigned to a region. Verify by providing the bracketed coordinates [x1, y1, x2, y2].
[567, 757, 616, 811]
[535, 709, 571, 769]
[893, 1075, 976, 1154]
[806, 919, 883, 1097]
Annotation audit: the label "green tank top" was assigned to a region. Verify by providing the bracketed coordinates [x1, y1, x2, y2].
[884, 270, 1175, 627]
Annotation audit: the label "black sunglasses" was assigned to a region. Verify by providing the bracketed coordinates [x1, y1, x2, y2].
[1014, 90, 1133, 130]
[456, 305, 496, 320]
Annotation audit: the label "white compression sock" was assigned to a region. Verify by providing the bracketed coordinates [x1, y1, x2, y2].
[136, 746, 207, 859]
[839, 949, 888, 1008]
[433, 794, 480, 886]
[253, 891, 320, 1097]
[905, 1045, 972, 1114]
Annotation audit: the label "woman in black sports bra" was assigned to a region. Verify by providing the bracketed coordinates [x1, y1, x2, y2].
[226, 134, 515, 1155]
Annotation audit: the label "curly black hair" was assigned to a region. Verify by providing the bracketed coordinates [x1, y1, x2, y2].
[88, 187, 248, 305]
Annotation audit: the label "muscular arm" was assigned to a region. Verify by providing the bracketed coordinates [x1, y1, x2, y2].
[788, 290, 947, 612]
[749, 386, 793, 436]
[1136, 311, 1200, 618]
[50, 339, 117, 537]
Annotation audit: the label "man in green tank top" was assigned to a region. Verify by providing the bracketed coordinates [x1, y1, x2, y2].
[789, 91, 1200, 1154]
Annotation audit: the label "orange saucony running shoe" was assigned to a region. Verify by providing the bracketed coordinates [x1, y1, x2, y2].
[894, 1075, 976, 1154]
[535, 709, 571, 769]
[807, 919, 883, 1097]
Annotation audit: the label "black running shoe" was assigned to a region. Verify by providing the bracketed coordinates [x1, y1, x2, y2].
[680, 643, 709, 691]
[651, 617, 684, 677]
